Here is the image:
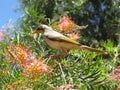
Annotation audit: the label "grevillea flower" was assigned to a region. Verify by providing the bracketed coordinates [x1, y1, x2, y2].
[58, 16, 75, 32]
[5, 82, 32, 90]
[0, 31, 4, 38]
[23, 60, 51, 79]
[110, 66, 120, 82]
[7, 43, 39, 65]
[24, 60, 48, 73]
[7, 44, 30, 65]
[67, 31, 80, 41]
[7, 43, 52, 79]
[0, 30, 6, 40]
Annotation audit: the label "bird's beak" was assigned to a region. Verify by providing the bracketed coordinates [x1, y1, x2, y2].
[32, 30, 40, 34]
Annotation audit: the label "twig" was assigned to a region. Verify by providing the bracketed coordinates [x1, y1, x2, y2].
[57, 62, 67, 85]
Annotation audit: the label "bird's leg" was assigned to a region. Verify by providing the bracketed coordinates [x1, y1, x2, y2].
[49, 50, 70, 59]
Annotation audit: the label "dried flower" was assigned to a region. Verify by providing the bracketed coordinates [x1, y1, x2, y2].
[67, 31, 80, 41]
[58, 16, 75, 32]
[110, 66, 120, 82]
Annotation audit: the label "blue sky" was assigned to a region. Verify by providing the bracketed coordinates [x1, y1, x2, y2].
[0, 0, 21, 29]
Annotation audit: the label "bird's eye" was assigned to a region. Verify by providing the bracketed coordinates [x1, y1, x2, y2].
[37, 27, 43, 30]
[37, 27, 41, 30]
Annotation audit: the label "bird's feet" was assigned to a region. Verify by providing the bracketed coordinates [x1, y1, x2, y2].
[42, 51, 69, 59]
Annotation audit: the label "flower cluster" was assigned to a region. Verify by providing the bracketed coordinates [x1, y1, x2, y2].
[7, 44, 30, 65]
[7, 43, 52, 79]
[58, 16, 75, 32]
[110, 66, 120, 82]
[4, 82, 32, 90]
[0, 30, 6, 40]
[57, 16, 80, 41]
[23, 60, 51, 79]
[67, 31, 80, 41]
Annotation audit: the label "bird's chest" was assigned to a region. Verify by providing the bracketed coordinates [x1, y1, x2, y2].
[44, 37, 61, 50]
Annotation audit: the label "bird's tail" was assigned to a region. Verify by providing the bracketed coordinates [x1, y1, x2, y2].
[80, 45, 108, 55]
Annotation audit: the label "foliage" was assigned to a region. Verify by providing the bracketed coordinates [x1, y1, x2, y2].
[19, 0, 120, 45]
[0, 0, 120, 90]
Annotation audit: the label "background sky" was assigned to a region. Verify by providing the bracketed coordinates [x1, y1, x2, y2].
[0, 0, 21, 29]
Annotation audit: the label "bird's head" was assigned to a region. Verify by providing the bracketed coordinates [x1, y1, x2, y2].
[32, 24, 51, 34]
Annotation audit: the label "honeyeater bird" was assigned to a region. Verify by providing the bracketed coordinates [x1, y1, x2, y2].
[32, 24, 108, 57]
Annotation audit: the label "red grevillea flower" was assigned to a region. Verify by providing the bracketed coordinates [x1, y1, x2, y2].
[0, 31, 4, 38]
[23, 60, 51, 79]
[58, 16, 75, 31]
[7, 44, 31, 65]
[67, 31, 80, 41]
[0, 30, 6, 40]
[7, 43, 40, 65]
[110, 66, 120, 82]
[7, 43, 52, 79]
[5, 82, 32, 90]
[24, 60, 48, 73]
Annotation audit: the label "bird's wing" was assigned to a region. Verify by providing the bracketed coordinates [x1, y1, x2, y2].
[60, 36, 80, 45]
[45, 32, 80, 45]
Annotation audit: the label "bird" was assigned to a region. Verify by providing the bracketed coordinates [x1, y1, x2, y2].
[32, 24, 108, 58]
